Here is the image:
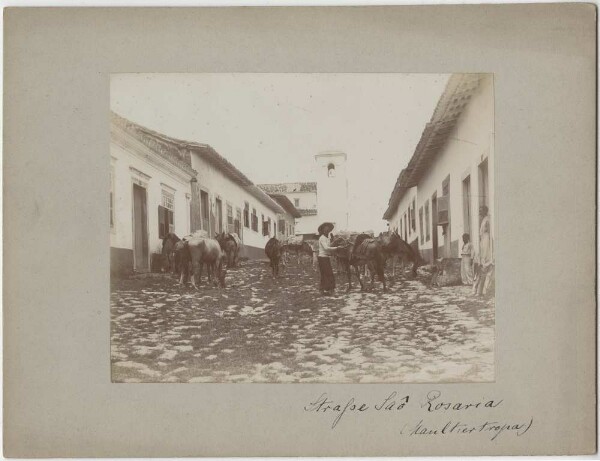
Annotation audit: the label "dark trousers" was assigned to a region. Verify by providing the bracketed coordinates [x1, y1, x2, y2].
[318, 256, 336, 291]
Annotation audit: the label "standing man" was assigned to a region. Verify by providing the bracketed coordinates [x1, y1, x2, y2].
[317, 222, 337, 296]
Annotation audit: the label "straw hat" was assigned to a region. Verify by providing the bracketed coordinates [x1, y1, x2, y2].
[317, 222, 335, 234]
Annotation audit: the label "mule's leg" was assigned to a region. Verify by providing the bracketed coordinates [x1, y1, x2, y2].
[367, 261, 376, 291]
[381, 267, 388, 292]
[191, 261, 200, 289]
[355, 265, 365, 291]
[346, 262, 352, 291]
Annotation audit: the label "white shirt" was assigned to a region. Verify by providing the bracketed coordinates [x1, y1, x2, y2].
[318, 234, 334, 257]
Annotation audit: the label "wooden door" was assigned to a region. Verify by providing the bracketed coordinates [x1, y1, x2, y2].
[431, 192, 438, 260]
[132, 183, 148, 271]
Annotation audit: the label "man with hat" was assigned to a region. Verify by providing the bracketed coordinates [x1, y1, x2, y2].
[317, 222, 337, 295]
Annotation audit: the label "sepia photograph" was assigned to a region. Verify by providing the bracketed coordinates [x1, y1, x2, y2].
[110, 73, 495, 383]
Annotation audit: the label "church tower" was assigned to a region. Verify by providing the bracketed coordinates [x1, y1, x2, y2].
[314, 151, 349, 231]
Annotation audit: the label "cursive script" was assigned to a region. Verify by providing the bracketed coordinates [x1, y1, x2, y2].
[303, 390, 533, 441]
[304, 393, 369, 429]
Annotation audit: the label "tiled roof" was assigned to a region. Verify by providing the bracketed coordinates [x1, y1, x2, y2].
[383, 74, 484, 220]
[268, 194, 302, 218]
[111, 112, 196, 177]
[258, 182, 317, 194]
[111, 111, 285, 215]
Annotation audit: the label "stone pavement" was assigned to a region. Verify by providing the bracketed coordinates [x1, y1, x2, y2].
[111, 259, 494, 383]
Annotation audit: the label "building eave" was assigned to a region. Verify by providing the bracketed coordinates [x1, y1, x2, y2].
[382, 73, 484, 220]
[111, 111, 285, 215]
[267, 194, 302, 218]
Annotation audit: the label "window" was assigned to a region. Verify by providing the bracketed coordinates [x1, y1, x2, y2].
[243, 202, 250, 228]
[251, 208, 258, 232]
[419, 206, 424, 244]
[158, 190, 175, 238]
[278, 219, 285, 235]
[262, 215, 271, 236]
[227, 203, 234, 233]
[294, 198, 300, 207]
[403, 213, 408, 241]
[235, 208, 242, 236]
[200, 190, 209, 231]
[425, 200, 430, 241]
[215, 198, 223, 234]
[411, 198, 416, 231]
[109, 166, 115, 229]
[327, 163, 336, 177]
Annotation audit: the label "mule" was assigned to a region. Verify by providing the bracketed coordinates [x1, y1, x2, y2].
[331, 234, 387, 292]
[215, 232, 241, 268]
[185, 236, 227, 288]
[173, 240, 192, 284]
[378, 231, 422, 277]
[265, 237, 283, 277]
[281, 238, 314, 266]
[161, 233, 181, 274]
[352, 234, 387, 291]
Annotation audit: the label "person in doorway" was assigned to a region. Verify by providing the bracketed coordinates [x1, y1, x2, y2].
[460, 233, 474, 285]
[317, 222, 337, 296]
[473, 205, 494, 296]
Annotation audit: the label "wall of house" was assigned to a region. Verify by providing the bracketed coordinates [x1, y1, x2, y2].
[276, 213, 296, 240]
[110, 140, 192, 274]
[389, 75, 494, 264]
[295, 214, 320, 235]
[284, 191, 317, 210]
[393, 187, 419, 250]
[189, 154, 282, 257]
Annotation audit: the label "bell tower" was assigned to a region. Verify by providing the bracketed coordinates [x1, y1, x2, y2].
[314, 151, 349, 231]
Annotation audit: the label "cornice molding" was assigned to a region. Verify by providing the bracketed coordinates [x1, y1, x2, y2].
[112, 125, 197, 186]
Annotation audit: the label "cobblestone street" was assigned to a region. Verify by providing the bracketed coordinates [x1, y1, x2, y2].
[111, 260, 494, 383]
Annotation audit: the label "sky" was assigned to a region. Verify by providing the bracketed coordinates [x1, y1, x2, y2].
[111, 73, 449, 233]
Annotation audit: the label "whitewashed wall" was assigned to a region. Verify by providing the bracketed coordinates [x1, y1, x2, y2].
[190, 154, 281, 251]
[295, 213, 320, 235]
[388, 75, 494, 262]
[110, 141, 192, 256]
[315, 153, 349, 231]
[284, 191, 317, 210]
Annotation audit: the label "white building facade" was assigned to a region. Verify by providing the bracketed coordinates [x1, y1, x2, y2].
[110, 113, 196, 275]
[258, 182, 318, 236]
[314, 151, 349, 232]
[110, 112, 296, 274]
[259, 151, 350, 237]
[187, 144, 288, 259]
[384, 74, 494, 263]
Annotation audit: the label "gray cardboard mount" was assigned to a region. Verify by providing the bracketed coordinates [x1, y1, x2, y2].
[3, 5, 596, 457]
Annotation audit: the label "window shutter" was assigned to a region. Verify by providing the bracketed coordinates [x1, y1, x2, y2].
[168, 210, 174, 233]
[158, 205, 166, 238]
[437, 196, 449, 225]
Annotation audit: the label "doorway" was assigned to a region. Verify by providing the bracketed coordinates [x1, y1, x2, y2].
[462, 175, 472, 236]
[442, 176, 451, 257]
[431, 192, 438, 260]
[132, 183, 149, 272]
[215, 198, 223, 234]
[478, 158, 489, 215]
